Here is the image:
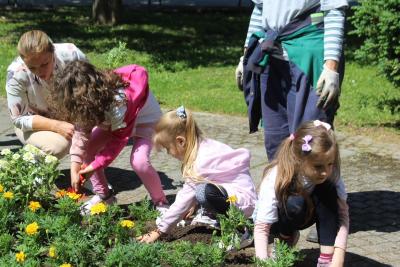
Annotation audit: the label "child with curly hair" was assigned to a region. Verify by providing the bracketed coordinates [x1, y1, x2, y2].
[50, 60, 168, 213]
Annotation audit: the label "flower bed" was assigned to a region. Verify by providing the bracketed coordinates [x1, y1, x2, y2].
[0, 145, 301, 266]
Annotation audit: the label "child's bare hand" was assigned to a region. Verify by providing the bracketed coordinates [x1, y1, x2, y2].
[78, 164, 95, 179]
[70, 162, 82, 192]
[136, 230, 161, 244]
[184, 204, 197, 219]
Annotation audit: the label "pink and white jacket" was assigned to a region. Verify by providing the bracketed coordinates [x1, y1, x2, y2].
[157, 138, 257, 233]
[70, 65, 149, 170]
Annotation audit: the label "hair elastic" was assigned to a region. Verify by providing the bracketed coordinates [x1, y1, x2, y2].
[176, 105, 187, 119]
[302, 135, 313, 152]
[314, 120, 331, 131]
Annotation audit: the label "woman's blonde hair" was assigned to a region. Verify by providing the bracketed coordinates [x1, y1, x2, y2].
[264, 120, 340, 220]
[153, 107, 204, 182]
[17, 30, 54, 58]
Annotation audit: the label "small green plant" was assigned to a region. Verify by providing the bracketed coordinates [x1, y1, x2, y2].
[161, 241, 225, 267]
[255, 239, 304, 267]
[127, 198, 159, 235]
[105, 242, 164, 267]
[214, 196, 253, 251]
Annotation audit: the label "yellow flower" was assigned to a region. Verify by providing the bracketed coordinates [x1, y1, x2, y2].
[66, 191, 82, 200]
[120, 219, 135, 228]
[55, 189, 67, 198]
[49, 246, 56, 258]
[3, 191, 14, 199]
[226, 195, 238, 204]
[60, 263, 72, 267]
[0, 184, 3, 193]
[25, 222, 39, 235]
[28, 201, 41, 212]
[15, 251, 25, 262]
[90, 202, 107, 215]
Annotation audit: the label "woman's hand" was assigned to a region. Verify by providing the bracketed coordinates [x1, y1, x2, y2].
[136, 230, 162, 244]
[53, 120, 75, 140]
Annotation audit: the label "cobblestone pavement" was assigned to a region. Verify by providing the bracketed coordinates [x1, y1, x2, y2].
[0, 99, 399, 266]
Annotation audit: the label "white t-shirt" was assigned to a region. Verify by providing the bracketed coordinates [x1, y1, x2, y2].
[252, 165, 347, 224]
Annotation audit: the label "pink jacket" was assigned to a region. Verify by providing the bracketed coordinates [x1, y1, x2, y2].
[70, 65, 149, 170]
[157, 138, 257, 233]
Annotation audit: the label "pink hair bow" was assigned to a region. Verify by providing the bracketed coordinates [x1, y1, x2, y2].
[313, 120, 331, 131]
[302, 135, 313, 152]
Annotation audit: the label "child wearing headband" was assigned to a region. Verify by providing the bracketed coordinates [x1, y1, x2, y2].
[253, 120, 349, 267]
[137, 106, 257, 244]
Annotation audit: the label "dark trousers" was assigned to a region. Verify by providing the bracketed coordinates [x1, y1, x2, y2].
[271, 181, 339, 246]
[261, 58, 337, 160]
[195, 183, 230, 215]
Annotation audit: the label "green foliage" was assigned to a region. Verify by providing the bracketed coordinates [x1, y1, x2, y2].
[0, 234, 14, 256]
[338, 62, 400, 127]
[105, 242, 164, 267]
[161, 241, 225, 267]
[127, 198, 159, 235]
[350, 0, 400, 86]
[255, 239, 304, 267]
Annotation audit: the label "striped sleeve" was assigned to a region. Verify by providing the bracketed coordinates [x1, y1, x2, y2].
[324, 8, 346, 62]
[244, 4, 264, 47]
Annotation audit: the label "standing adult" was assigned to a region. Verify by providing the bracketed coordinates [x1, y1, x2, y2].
[236, 0, 348, 161]
[6, 30, 87, 158]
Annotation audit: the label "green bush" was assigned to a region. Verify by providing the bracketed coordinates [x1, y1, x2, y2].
[350, 0, 400, 86]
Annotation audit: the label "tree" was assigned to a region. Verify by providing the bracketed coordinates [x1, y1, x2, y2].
[92, 0, 122, 25]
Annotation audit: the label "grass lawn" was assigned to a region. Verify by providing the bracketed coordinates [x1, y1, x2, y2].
[0, 6, 399, 136]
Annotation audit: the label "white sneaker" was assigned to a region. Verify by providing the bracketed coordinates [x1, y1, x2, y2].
[155, 204, 170, 225]
[80, 194, 116, 216]
[218, 227, 253, 252]
[190, 208, 219, 229]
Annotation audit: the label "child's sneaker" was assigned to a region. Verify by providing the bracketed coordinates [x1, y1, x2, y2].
[238, 227, 254, 249]
[218, 228, 253, 252]
[80, 193, 116, 216]
[190, 208, 220, 229]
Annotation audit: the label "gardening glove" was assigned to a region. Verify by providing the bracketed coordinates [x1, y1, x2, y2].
[235, 56, 244, 91]
[316, 64, 340, 110]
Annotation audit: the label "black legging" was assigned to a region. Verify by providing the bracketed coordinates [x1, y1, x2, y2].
[195, 183, 230, 215]
[271, 180, 339, 246]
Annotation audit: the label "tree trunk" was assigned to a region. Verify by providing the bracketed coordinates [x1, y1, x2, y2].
[92, 0, 122, 25]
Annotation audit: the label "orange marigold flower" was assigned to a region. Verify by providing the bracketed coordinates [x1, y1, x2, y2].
[55, 189, 67, 198]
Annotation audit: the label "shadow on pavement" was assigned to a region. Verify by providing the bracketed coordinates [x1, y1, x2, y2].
[296, 249, 391, 267]
[348, 191, 400, 234]
[56, 167, 177, 194]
